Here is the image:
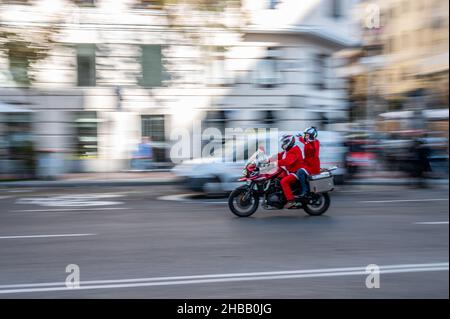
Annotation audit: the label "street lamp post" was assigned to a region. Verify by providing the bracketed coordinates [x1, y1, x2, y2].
[360, 55, 385, 132]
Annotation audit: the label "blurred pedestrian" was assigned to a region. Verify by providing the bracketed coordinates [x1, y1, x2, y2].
[408, 137, 431, 188]
[131, 136, 153, 170]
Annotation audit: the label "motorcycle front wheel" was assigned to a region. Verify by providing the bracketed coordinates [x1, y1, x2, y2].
[228, 187, 259, 217]
[303, 193, 330, 216]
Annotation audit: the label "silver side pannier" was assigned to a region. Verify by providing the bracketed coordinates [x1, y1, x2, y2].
[308, 171, 334, 193]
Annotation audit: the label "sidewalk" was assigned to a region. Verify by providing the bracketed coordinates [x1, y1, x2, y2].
[346, 170, 448, 186]
[0, 171, 181, 188]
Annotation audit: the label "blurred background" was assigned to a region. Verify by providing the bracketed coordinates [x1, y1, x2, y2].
[0, 0, 448, 188]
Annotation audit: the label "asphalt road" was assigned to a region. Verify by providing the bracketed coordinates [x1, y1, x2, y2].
[0, 184, 448, 298]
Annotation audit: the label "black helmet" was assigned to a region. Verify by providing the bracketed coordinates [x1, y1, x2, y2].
[280, 134, 295, 150]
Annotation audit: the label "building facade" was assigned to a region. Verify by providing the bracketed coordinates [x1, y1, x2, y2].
[0, 0, 359, 176]
[346, 0, 449, 124]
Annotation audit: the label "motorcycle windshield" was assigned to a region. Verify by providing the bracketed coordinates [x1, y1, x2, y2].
[245, 149, 265, 167]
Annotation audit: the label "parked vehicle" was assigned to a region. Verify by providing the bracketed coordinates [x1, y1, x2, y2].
[172, 130, 347, 194]
[344, 139, 377, 176]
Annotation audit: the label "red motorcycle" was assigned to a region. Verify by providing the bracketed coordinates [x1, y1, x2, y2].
[228, 149, 336, 217]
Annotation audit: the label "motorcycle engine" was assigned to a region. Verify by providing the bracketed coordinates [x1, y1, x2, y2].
[267, 191, 284, 209]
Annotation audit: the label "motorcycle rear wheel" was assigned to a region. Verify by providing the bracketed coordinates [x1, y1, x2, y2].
[228, 187, 259, 217]
[303, 193, 330, 216]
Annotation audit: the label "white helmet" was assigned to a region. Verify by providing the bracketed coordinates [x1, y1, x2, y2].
[280, 134, 295, 150]
[304, 127, 318, 140]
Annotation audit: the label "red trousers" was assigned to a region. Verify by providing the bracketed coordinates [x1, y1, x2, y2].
[280, 173, 298, 202]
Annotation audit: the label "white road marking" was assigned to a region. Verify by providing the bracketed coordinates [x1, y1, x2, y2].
[200, 201, 229, 204]
[7, 189, 34, 193]
[16, 194, 125, 207]
[158, 193, 198, 201]
[414, 221, 449, 225]
[0, 233, 96, 239]
[0, 262, 447, 294]
[0, 196, 12, 199]
[158, 193, 228, 204]
[360, 198, 449, 204]
[14, 207, 130, 213]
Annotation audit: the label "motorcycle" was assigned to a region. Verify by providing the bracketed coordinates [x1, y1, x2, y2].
[228, 148, 336, 217]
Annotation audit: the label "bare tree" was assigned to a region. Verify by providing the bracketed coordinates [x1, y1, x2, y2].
[0, 21, 59, 86]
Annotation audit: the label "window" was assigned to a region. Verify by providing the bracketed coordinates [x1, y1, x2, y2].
[73, 111, 98, 158]
[397, 34, 402, 51]
[0, 111, 33, 177]
[330, 0, 342, 19]
[141, 115, 166, 162]
[72, 0, 96, 6]
[205, 111, 226, 130]
[208, 48, 230, 86]
[312, 54, 328, 90]
[254, 47, 280, 88]
[134, 0, 164, 9]
[402, 0, 409, 12]
[263, 110, 275, 126]
[267, 0, 279, 9]
[209, 57, 227, 86]
[141, 115, 165, 142]
[421, 29, 428, 46]
[402, 33, 410, 48]
[395, 3, 402, 17]
[140, 45, 163, 87]
[386, 37, 394, 53]
[76, 44, 96, 86]
[389, 7, 395, 19]
[431, 17, 444, 29]
[1, 0, 31, 4]
[417, 0, 425, 11]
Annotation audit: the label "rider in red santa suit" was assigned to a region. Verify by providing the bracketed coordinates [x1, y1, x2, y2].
[270, 134, 304, 209]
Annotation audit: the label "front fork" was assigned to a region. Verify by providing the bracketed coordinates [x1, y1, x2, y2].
[242, 181, 255, 202]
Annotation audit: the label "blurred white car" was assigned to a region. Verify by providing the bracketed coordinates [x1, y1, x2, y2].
[172, 131, 347, 194]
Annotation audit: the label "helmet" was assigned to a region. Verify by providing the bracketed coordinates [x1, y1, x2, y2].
[280, 134, 295, 150]
[304, 126, 318, 140]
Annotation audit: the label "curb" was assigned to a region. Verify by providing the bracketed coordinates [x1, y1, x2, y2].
[1, 178, 447, 188]
[0, 178, 181, 188]
[346, 179, 449, 186]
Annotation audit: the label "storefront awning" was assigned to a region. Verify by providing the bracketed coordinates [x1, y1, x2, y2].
[379, 109, 449, 120]
[422, 109, 449, 120]
[379, 111, 414, 119]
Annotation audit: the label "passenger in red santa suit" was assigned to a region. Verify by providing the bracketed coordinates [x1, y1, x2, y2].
[296, 126, 320, 196]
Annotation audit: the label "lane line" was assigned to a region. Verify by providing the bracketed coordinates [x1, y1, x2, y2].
[13, 207, 130, 213]
[414, 221, 449, 225]
[0, 262, 447, 294]
[0, 233, 96, 239]
[0, 262, 447, 288]
[360, 198, 448, 204]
